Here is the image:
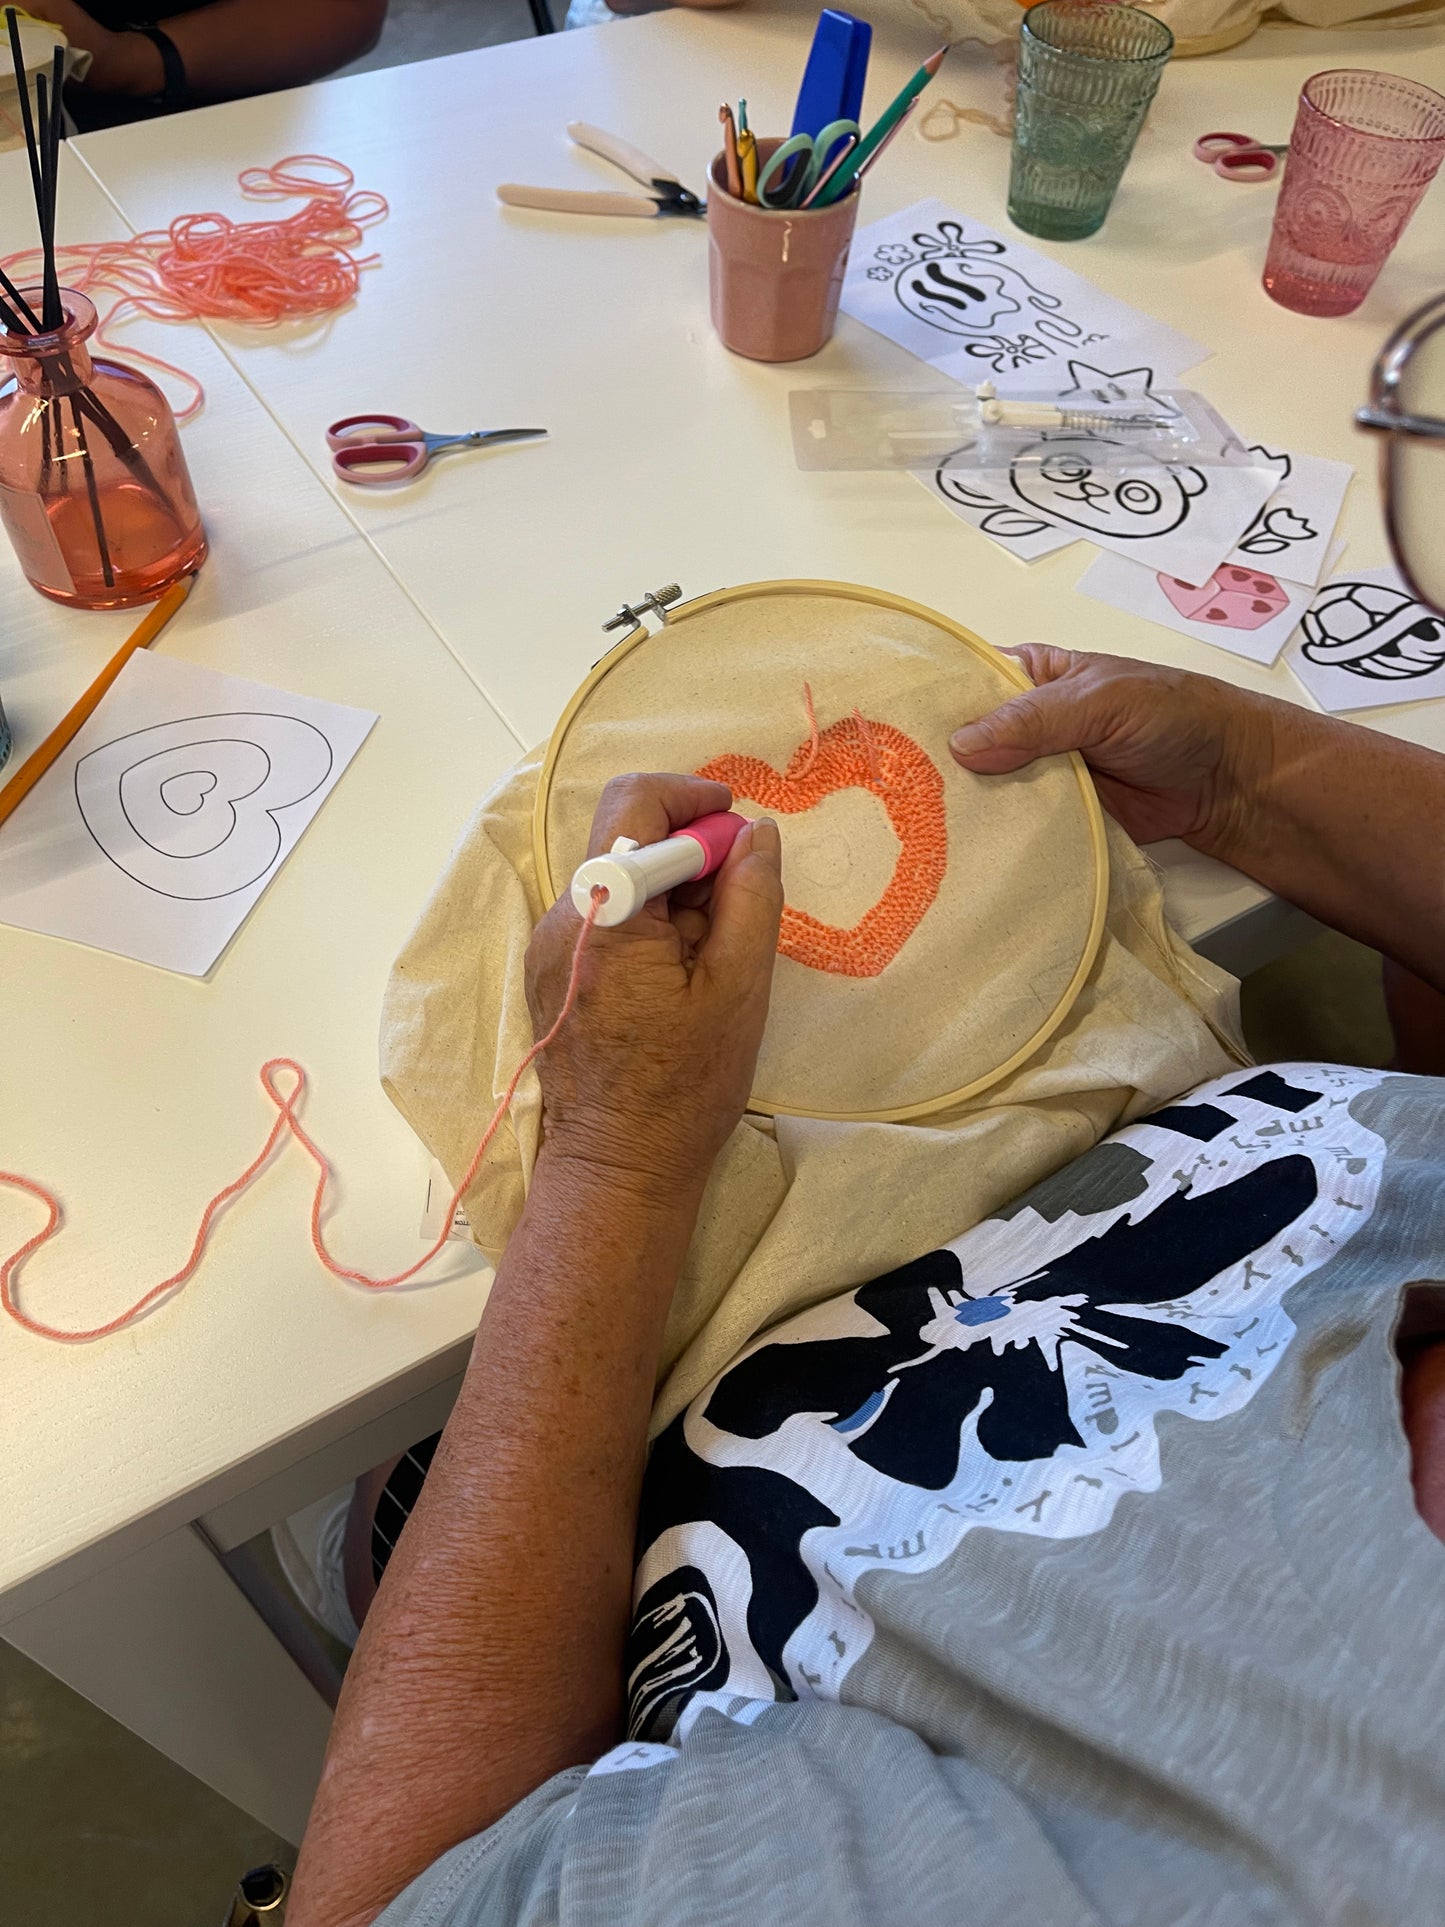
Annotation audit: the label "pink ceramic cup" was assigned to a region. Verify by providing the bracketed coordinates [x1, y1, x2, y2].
[707, 143, 861, 362]
[1263, 69, 1445, 319]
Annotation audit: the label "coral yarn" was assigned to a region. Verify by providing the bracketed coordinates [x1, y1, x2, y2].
[699, 705, 946, 979]
[0, 157, 387, 421]
[0, 895, 601, 1345]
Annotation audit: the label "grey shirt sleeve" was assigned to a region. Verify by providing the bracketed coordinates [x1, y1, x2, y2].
[372, 1705, 1097, 1927]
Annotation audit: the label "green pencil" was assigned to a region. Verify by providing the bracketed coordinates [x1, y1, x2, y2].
[814, 43, 948, 206]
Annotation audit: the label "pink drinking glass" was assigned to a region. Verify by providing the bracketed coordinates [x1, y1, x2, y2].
[1263, 70, 1445, 319]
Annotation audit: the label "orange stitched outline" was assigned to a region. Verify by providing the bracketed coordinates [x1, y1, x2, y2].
[698, 713, 946, 978]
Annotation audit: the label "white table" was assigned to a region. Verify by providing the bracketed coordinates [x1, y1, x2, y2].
[0, 149, 518, 1841]
[2, 4, 1443, 1846]
[76, 3, 1445, 969]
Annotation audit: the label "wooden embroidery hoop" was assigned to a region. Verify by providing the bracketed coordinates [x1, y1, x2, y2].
[534, 579, 1110, 1124]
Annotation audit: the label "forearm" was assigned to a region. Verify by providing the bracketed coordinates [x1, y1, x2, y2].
[1200, 696, 1445, 993]
[288, 1150, 705, 1927]
[79, 0, 384, 102]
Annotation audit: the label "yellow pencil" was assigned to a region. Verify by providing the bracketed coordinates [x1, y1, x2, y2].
[0, 573, 195, 832]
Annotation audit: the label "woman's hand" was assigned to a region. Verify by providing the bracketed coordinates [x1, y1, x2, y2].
[525, 773, 783, 1204]
[949, 645, 1282, 851]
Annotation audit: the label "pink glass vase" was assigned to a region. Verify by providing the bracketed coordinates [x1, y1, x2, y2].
[0, 289, 207, 609]
[1263, 70, 1445, 320]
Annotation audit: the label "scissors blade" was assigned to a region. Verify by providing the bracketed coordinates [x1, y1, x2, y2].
[468, 429, 549, 447]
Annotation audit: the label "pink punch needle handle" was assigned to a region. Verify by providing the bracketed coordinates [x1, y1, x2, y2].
[670, 810, 748, 877]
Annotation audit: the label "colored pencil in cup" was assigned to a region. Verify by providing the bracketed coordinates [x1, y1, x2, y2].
[0, 574, 194, 831]
[815, 43, 948, 205]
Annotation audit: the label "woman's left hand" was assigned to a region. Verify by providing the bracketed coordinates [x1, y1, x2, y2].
[524, 773, 783, 1204]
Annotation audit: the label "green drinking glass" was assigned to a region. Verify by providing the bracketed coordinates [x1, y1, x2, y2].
[1008, 2, 1174, 241]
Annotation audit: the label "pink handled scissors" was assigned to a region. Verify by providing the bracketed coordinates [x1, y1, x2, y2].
[1193, 130, 1289, 182]
[327, 414, 547, 485]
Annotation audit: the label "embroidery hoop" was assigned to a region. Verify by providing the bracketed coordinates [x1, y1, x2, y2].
[534, 579, 1109, 1123]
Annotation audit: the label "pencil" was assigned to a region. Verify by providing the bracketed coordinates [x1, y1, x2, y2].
[815, 43, 948, 206]
[0, 574, 194, 831]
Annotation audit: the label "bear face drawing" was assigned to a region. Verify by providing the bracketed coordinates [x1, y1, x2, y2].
[1009, 436, 1207, 539]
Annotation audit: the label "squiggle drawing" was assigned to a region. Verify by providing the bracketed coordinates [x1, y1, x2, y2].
[75, 711, 334, 900]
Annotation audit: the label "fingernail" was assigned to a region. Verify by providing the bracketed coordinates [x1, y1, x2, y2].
[749, 815, 781, 858]
[950, 721, 993, 758]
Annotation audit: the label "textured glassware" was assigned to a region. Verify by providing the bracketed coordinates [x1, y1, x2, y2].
[1263, 70, 1445, 320]
[1008, 2, 1173, 240]
[0, 289, 206, 610]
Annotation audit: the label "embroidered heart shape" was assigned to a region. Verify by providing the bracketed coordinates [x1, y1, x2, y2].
[697, 713, 946, 978]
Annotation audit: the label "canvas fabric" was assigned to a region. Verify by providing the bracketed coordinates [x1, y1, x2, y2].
[381, 704, 1245, 1429]
[374, 1065, 1445, 1927]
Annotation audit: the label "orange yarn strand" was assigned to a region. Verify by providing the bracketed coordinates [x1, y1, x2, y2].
[0, 156, 388, 421]
[0, 896, 602, 1345]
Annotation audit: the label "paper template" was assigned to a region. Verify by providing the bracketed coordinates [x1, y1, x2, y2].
[0, 652, 377, 975]
[917, 417, 1278, 586]
[1077, 543, 1346, 667]
[1227, 447, 1353, 590]
[1282, 566, 1445, 713]
[919, 461, 1079, 561]
[840, 199, 1209, 384]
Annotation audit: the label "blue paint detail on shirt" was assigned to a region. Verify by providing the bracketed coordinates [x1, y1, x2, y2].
[832, 1389, 887, 1433]
[956, 1297, 1009, 1326]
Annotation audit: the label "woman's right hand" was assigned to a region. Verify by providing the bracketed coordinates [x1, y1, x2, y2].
[948, 645, 1284, 851]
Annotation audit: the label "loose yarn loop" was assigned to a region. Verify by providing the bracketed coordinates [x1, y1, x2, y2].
[0, 156, 387, 420]
[797, 683, 882, 785]
[0, 895, 601, 1345]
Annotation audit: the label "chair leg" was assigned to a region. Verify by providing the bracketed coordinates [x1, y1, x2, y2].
[528, 0, 558, 32]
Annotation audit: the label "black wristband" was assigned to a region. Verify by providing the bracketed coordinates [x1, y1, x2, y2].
[125, 23, 188, 112]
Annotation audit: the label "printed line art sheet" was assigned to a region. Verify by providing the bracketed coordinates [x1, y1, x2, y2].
[916, 394, 1280, 586]
[1226, 447, 1353, 589]
[1282, 566, 1445, 713]
[0, 651, 377, 975]
[1077, 541, 1347, 666]
[840, 200, 1209, 384]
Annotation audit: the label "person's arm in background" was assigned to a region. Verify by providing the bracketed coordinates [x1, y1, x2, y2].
[950, 646, 1445, 998]
[285, 774, 783, 1927]
[38, 0, 385, 107]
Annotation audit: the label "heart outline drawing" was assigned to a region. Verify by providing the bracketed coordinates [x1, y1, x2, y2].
[697, 713, 946, 978]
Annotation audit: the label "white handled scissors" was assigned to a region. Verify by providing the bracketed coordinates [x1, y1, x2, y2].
[497, 123, 704, 220]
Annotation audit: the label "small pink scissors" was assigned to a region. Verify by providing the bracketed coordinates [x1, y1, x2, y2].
[1192, 130, 1289, 182]
[327, 414, 548, 485]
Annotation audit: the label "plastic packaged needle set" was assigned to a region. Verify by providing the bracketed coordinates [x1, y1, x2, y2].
[789, 381, 1258, 475]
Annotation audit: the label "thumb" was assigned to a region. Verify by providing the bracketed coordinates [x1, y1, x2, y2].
[950, 676, 1103, 775]
[698, 815, 784, 991]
